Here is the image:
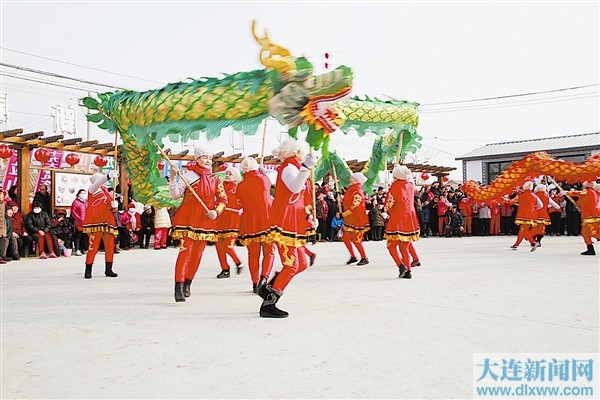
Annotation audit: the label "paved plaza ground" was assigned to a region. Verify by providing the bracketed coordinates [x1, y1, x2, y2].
[1, 235, 598, 399]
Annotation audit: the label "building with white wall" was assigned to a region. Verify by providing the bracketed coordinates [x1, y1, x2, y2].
[456, 132, 600, 184]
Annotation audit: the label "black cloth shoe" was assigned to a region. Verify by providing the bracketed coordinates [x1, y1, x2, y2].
[410, 260, 421, 268]
[401, 270, 412, 279]
[183, 279, 192, 297]
[216, 270, 230, 279]
[174, 282, 185, 302]
[257, 272, 278, 299]
[104, 262, 118, 277]
[581, 244, 596, 256]
[530, 242, 540, 252]
[346, 256, 358, 265]
[398, 264, 407, 278]
[257, 276, 268, 297]
[309, 254, 316, 267]
[84, 264, 93, 279]
[357, 258, 369, 266]
[236, 262, 244, 275]
[253, 284, 258, 294]
[259, 287, 288, 318]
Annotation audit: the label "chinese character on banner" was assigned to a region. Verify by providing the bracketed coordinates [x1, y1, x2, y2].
[34, 149, 63, 192]
[2, 148, 19, 191]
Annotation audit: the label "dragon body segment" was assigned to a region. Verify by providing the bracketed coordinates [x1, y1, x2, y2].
[83, 22, 422, 206]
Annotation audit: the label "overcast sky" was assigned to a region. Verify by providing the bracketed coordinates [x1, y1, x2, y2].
[1, 1, 598, 179]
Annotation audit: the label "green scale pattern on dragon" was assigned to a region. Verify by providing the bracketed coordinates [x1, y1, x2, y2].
[83, 21, 421, 207]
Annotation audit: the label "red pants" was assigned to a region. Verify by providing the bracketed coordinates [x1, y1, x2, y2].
[174, 237, 207, 283]
[438, 216, 446, 236]
[531, 223, 546, 238]
[464, 216, 472, 235]
[86, 232, 115, 264]
[513, 225, 535, 247]
[342, 231, 367, 259]
[32, 233, 55, 255]
[582, 223, 600, 245]
[490, 214, 500, 235]
[246, 241, 275, 284]
[386, 240, 418, 269]
[154, 228, 168, 249]
[272, 243, 309, 292]
[216, 236, 241, 270]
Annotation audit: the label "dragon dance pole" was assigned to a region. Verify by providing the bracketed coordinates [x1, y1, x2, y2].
[113, 131, 119, 200]
[395, 130, 404, 165]
[152, 140, 209, 213]
[546, 175, 580, 211]
[331, 161, 342, 211]
[259, 117, 268, 167]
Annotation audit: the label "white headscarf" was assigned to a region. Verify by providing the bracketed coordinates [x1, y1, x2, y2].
[240, 157, 259, 172]
[194, 146, 211, 158]
[272, 139, 303, 160]
[523, 181, 534, 191]
[350, 172, 367, 185]
[393, 165, 412, 180]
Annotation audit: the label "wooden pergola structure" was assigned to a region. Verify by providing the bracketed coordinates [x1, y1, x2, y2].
[1, 127, 457, 211]
[0, 128, 124, 210]
[346, 160, 456, 182]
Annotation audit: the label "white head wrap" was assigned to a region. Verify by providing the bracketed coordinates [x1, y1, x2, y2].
[393, 165, 412, 180]
[272, 139, 302, 160]
[240, 157, 259, 172]
[225, 166, 242, 183]
[534, 184, 547, 192]
[523, 181, 534, 191]
[582, 181, 594, 188]
[350, 172, 367, 185]
[89, 173, 104, 185]
[194, 146, 211, 158]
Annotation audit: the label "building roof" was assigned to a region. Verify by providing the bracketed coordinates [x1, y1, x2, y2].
[456, 132, 600, 161]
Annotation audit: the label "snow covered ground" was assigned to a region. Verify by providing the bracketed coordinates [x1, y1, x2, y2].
[1, 236, 598, 399]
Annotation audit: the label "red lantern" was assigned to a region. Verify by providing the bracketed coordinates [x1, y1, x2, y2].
[218, 163, 227, 172]
[94, 155, 108, 168]
[0, 144, 13, 159]
[185, 161, 197, 170]
[421, 172, 430, 180]
[157, 161, 165, 171]
[65, 153, 80, 167]
[34, 148, 51, 163]
[442, 176, 449, 183]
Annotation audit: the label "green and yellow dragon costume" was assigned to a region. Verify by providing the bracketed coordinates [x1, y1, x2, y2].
[83, 21, 421, 207]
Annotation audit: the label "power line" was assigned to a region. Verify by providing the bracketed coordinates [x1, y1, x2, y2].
[0, 62, 127, 90]
[383, 83, 599, 107]
[421, 90, 599, 112]
[420, 94, 598, 114]
[0, 72, 102, 92]
[0, 46, 165, 85]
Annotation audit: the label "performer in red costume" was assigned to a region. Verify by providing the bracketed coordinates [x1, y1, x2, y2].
[168, 146, 227, 302]
[341, 172, 370, 266]
[237, 157, 276, 293]
[531, 184, 560, 247]
[258, 139, 317, 318]
[568, 181, 600, 256]
[511, 181, 543, 251]
[384, 165, 421, 279]
[83, 171, 119, 279]
[215, 166, 244, 279]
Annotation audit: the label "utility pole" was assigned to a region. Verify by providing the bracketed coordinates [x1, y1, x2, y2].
[86, 91, 91, 141]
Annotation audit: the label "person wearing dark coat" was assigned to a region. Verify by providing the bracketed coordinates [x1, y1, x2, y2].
[24, 201, 57, 259]
[33, 185, 52, 215]
[139, 206, 155, 249]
